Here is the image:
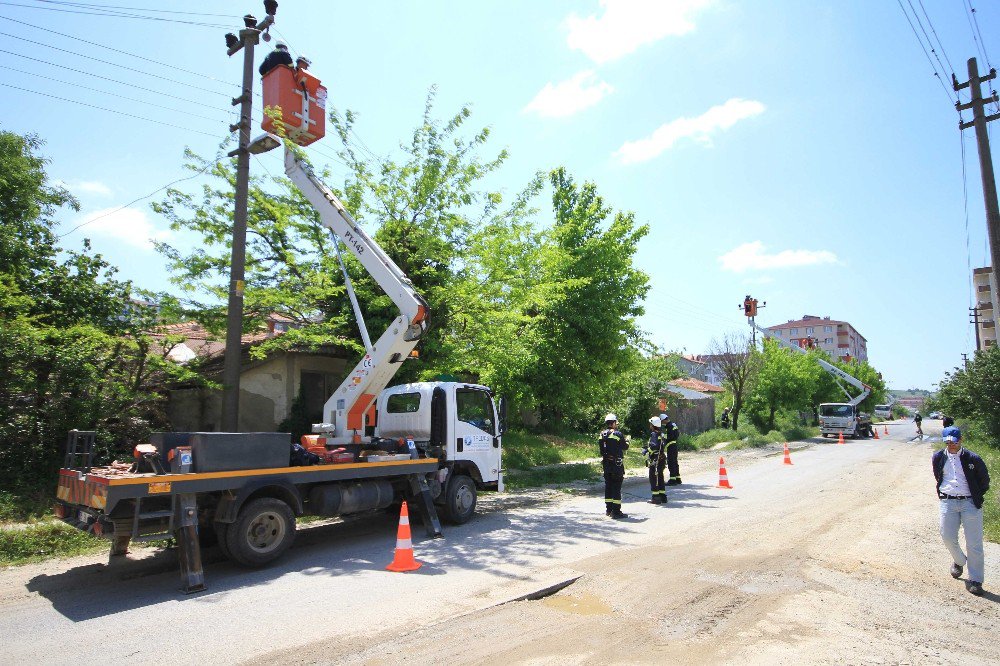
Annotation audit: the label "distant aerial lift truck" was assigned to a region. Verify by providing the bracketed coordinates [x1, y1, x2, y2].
[743, 297, 874, 439]
[53, 66, 505, 592]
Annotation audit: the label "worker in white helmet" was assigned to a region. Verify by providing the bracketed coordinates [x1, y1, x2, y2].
[598, 413, 629, 519]
[644, 416, 667, 504]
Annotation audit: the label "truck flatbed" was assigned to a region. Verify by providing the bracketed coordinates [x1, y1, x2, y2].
[57, 457, 438, 513]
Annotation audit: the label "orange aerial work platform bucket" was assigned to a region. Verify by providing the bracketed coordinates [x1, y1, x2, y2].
[261, 65, 326, 146]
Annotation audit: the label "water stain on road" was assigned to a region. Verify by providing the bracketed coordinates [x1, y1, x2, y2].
[542, 592, 611, 615]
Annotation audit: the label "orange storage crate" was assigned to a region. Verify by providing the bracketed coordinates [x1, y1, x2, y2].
[261, 65, 326, 147]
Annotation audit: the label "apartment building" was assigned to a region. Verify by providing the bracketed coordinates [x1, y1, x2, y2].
[765, 314, 868, 362]
[973, 266, 996, 350]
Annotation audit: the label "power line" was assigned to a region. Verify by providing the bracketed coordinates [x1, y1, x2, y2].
[2, 82, 223, 137]
[0, 14, 241, 90]
[58, 157, 222, 239]
[4, 66, 230, 124]
[894, 0, 957, 104]
[0, 49, 233, 113]
[906, 0, 952, 84]
[966, 0, 992, 68]
[916, 0, 955, 75]
[34, 0, 238, 18]
[0, 30, 233, 98]
[962, 0, 989, 68]
[0, 1, 230, 27]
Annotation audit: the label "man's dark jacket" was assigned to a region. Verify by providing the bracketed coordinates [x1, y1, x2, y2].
[932, 448, 991, 509]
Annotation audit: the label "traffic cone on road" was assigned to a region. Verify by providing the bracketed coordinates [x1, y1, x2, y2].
[884, 425, 889, 435]
[783, 442, 793, 465]
[386, 501, 422, 572]
[837, 432, 845, 445]
[717, 456, 733, 489]
[873, 428, 880, 440]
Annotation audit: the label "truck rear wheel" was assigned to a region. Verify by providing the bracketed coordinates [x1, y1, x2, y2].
[225, 497, 296, 567]
[442, 474, 477, 525]
[213, 521, 233, 560]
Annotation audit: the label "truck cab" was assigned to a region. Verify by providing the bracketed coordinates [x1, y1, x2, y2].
[377, 382, 504, 523]
[819, 402, 874, 439]
[873, 404, 892, 420]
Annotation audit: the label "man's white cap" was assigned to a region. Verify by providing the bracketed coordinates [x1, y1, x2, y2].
[604, 413, 618, 423]
[649, 416, 661, 428]
[659, 413, 668, 420]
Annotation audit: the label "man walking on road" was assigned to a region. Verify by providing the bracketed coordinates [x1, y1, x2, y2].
[933, 426, 991, 595]
[660, 412, 682, 485]
[644, 416, 667, 504]
[599, 414, 629, 519]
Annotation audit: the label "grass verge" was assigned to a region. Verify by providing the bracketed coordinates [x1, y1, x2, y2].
[505, 463, 602, 490]
[686, 425, 820, 451]
[503, 429, 596, 470]
[1, 487, 55, 525]
[0, 522, 105, 567]
[967, 436, 999, 544]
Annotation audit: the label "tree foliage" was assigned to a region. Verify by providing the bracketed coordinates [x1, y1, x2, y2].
[0, 131, 199, 485]
[935, 346, 1000, 441]
[155, 93, 651, 427]
[746, 339, 820, 431]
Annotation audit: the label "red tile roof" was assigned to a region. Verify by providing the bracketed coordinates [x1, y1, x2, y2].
[669, 378, 725, 393]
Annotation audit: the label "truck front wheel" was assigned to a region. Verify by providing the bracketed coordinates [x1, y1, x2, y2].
[442, 475, 477, 525]
[225, 497, 296, 567]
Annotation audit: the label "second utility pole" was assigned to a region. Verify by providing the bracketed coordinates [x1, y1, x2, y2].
[955, 57, 1000, 324]
[221, 3, 276, 432]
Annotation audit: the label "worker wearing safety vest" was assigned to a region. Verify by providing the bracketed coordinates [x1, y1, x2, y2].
[599, 414, 629, 519]
[644, 416, 667, 504]
[660, 412, 682, 485]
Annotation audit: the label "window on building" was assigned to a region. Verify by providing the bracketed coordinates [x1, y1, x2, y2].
[805, 327, 813, 334]
[825, 337, 833, 344]
[790, 327, 798, 335]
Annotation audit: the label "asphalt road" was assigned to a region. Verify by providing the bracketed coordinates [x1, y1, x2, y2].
[1, 421, 997, 664]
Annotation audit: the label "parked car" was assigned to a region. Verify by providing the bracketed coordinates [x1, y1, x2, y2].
[928, 411, 942, 419]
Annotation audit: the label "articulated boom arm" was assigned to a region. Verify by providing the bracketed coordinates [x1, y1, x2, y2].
[750, 320, 871, 407]
[283, 147, 430, 444]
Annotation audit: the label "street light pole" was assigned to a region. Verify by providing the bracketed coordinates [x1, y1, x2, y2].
[221, 2, 277, 432]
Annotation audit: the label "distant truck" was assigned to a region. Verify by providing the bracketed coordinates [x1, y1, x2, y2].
[819, 403, 875, 439]
[873, 404, 893, 420]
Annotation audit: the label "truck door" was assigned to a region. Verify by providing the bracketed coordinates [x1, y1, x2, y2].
[452, 387, 501, 483]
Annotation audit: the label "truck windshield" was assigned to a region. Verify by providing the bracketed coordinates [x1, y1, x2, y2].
[456, 388, 495, 435]
[386, 392, 421, 413]
[820, 404, 853, 418]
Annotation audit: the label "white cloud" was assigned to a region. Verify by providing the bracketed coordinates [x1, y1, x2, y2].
[74, 207, 171, 250]
[523, 70, 614, 118]
[615, 98, 765, 164]
[719, 241, 838, 273]
[58, 180, 113, 197]
[566, 0, 713, 64]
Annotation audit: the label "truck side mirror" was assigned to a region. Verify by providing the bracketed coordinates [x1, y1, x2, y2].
[498, 396, 508, 435]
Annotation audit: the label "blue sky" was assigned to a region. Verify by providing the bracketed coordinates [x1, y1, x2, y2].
[3, 0, 997, 390]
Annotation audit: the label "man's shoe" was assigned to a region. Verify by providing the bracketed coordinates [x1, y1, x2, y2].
[610, 511, 628, 520]
[951, 563, 963, 579]
[667, 479, 681, 486]
[968, 581, 984, 596]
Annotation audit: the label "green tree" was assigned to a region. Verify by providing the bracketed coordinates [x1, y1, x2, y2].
[747, 339, 821, 431]
[0, 131, 199, 486]
[518, 168, 650, 424]
[935, 346, 1000, 440]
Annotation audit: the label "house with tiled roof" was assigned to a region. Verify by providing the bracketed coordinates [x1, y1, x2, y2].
[151, 314, 351, 433]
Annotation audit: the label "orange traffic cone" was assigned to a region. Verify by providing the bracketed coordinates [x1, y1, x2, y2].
[717, 456, 733, 488]
[873, 428, 880, 440]
[783, 442, 793, 465]
[884, 425, 889, 435]
[837, 432, 845, 445]
[386, 501, 422, 572]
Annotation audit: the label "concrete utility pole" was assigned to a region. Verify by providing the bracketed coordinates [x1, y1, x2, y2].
[955, 57, 1000, 327]
[969, 305, 981, 351]
[220, 1, 277, 432]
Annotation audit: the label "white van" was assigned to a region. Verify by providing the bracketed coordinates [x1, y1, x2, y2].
[874, 404, 892, 420]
